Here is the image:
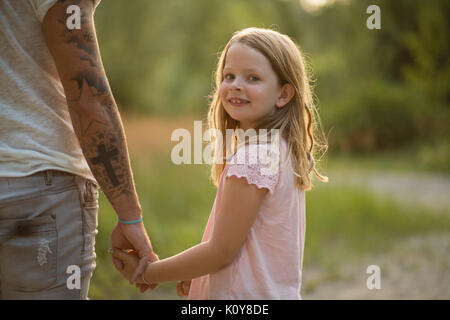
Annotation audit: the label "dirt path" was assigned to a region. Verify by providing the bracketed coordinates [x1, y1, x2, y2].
[302, 233, 450, 299]
[327, 169, 450, 214]
[303, 169, 450, 299]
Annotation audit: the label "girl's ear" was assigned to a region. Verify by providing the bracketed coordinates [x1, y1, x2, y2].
[276, 83, 295, 108]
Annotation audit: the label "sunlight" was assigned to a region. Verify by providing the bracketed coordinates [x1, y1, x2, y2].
[304, 0, 329, 6]
[299, 0, 335, 12]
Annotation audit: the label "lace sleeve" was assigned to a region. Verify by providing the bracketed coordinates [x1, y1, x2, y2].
[226, 143, 280, 193]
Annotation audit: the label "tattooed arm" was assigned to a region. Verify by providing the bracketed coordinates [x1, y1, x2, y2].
[42, 0, 158, 286]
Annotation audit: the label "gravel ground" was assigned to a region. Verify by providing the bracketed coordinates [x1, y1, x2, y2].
[303, 233, 450, 299]
[328, 170, 450, 214]
[303, 170, 450, 299]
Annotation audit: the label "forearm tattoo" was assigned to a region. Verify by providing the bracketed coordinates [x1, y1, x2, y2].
[56, 0, 135, 200]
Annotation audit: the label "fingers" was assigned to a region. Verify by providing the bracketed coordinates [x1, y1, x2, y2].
[112, 248, 145, 284]
[176, 280, 190, 297]
[183, 280, 191, 295]
[149, 283, 158, 290]
[130, 256, 150, 284]
[109, 224, 161, 291]
[176, 281, 184, 297]
[149, 252, 159, 263]
[111, 247, 134, 264]
[110, 247, 125, 271]
[110, 248, 141, 284]
[136, 283, 149, 293]
[109, 247, 159, 293]
[112, 257, 124, 271]
[110, 224, 132, 253]
[112, 222, 161, 285]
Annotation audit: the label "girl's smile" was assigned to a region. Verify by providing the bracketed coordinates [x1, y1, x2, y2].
[220, 43, 283, 130]
[228, 97, 250, 107]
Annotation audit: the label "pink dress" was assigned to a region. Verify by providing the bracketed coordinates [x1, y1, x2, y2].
[188, 139, 306, 300]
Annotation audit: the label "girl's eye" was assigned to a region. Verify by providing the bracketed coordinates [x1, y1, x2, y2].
[224, 74, 234, 80]
[249, 75, 259, 81]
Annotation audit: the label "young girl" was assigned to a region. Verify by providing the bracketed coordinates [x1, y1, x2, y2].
[111, 27, 328, 299]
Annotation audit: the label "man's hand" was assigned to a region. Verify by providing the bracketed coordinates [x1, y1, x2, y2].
[111, 222, 159, 290]
[109, 248, 157, 289]
[109, 248, 141, 282]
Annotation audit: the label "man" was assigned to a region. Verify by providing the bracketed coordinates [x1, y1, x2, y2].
[0, 0, 157, 299]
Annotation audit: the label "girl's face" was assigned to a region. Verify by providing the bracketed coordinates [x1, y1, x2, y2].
[220, 43, 285, 130]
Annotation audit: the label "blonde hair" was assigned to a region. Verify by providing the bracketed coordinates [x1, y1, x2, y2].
[207, 27, 328, 191]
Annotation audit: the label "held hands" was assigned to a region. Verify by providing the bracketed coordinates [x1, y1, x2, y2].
[110, 221, 159, 292]
[110, 248, 192, 297]
[109, 248, 158, 289]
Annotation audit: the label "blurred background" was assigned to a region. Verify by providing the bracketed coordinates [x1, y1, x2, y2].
[89, 0, 450, 299]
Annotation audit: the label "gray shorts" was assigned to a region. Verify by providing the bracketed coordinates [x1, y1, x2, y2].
[0, 170, 99, 299]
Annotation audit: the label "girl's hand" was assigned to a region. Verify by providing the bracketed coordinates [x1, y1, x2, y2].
[176, 280, 191, 297]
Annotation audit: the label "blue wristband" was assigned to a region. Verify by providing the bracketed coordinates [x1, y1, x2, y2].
[118, 217, 143, 224]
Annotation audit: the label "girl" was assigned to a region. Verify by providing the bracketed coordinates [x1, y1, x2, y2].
[111, 27, 328, 299]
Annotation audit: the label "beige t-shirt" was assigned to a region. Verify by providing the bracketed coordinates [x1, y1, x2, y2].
[0, 0, 99, 180]
[189, 139, 306, 299]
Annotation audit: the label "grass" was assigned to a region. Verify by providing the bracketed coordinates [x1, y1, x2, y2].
[87, 115, 450, 299]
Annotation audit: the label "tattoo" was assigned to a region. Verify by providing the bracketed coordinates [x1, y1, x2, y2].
[67, 78, 109, 135]
[56, 0, 136, 200]
[80, 56, 97, 68]
[71, 70, 108, 96]
[65, 34, 95, 56]
[90, 144, 120, 186]
[83, 128, 133, 197]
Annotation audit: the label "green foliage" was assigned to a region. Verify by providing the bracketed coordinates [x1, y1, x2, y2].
[310, 0, 449, 162]
[94, 0, 301, 115]
[94, 0, 449, 162]
[402, 6, 450, 102]
[323, 79, 442, 153]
